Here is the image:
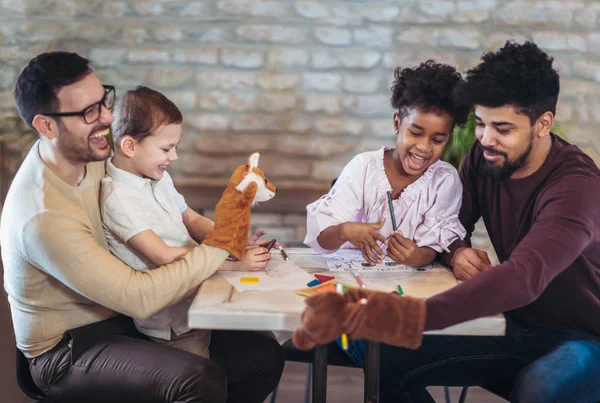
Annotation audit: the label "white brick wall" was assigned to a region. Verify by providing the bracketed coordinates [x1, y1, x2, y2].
[1, 0, 599, 250]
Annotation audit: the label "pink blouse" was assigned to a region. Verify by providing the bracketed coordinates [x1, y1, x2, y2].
[305, 147, 466, 254]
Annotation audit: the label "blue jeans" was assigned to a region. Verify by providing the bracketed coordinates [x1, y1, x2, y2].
[379, 314, 600, 403]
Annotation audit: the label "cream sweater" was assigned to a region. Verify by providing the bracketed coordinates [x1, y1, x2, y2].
[0, 142, 227, 357]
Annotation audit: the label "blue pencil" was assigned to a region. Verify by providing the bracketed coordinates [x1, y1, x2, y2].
[386, 190, 398, 231]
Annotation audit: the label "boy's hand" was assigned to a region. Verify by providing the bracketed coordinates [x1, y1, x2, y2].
[451, 247, 492, 280]
[340, 220, 387, 264]
[247, 230, 267, 246]
[387, 231, 419, 265]
[248, 231, 285, 251]
[238, 245, 271, 271]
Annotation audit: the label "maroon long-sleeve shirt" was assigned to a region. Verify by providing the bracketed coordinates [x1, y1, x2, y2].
[429, 134, 600, 337]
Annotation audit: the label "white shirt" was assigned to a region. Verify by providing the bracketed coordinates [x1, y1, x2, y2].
[305, 147, 466, 254]
[100, 158, 198, 340]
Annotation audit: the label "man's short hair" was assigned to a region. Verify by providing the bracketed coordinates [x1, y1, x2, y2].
[111, 86, 183, 143]
[458, 41, 560, 123]
[14, 51, 92, 128]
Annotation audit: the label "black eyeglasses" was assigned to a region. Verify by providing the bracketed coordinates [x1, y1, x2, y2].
[43, 85, 116, 124]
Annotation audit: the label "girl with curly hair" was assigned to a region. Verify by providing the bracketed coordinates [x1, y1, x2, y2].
[305, 61, 471, 268]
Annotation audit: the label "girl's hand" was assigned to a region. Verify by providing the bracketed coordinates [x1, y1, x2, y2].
[340, 220, 387, 264]
[387, 231, 419, 265]
[238, 245, 271, 271]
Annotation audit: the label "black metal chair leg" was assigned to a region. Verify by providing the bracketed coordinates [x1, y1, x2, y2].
[312, 344, 328, 403]
[444, 386, 452, 403]
[364, 340, 380, 403]
[458, 386, 469, 403]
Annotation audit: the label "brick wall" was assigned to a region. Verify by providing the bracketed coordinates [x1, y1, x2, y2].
[1, 0, 599, 251]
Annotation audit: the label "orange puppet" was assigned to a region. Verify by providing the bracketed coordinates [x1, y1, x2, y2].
[203, 152, 276, 260]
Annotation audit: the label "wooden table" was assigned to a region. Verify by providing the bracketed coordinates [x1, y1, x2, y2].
[189, 248, 506, 403]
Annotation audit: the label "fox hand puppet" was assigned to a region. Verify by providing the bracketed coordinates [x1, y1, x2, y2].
[203, 152, 276, 260]
[293, 288, 426, 351]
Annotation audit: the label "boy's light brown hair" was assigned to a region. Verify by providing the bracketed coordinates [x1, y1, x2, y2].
[111, 85, 182, 143]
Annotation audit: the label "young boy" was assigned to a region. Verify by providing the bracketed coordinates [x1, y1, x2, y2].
[101, 86, 272, 357]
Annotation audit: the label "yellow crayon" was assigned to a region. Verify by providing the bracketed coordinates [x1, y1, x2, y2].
[336, 283, 350, 351]
[341, 333, 349, 350]
[240, 277, 259, 284]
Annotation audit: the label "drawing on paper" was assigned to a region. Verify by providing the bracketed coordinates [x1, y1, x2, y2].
[264, 265, 289, 279]
[324, 250, 432, 272]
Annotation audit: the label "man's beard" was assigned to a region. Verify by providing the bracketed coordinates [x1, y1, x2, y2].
[56, 121, 111, 165]
[482, 131, 534, 181]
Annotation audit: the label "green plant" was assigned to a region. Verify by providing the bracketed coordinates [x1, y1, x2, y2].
[0, 115, 37, 156]
[107, 128, 115, 151]
[0, 115, 37, 204]
[551, 122, 569, 141]
[442, 112, 476, 169]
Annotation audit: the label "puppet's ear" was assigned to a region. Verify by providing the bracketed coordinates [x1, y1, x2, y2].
[248, 152, 260, 170]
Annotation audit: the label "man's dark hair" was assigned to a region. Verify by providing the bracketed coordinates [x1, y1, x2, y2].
[459, 41, 560, 123]
[112, 86, 183, 144]
[390, 60, 470, 127]
[14, 51, 92, 129]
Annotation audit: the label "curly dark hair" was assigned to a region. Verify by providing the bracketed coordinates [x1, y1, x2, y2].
[459, 41, 560, 123]
[390, 60, 470, 127]
[14, 52, 92, 129]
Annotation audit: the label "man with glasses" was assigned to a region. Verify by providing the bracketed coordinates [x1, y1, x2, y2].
[37, 84, 116, 164]
[1, 51, 284, 403]
[43, 84, 115, 123]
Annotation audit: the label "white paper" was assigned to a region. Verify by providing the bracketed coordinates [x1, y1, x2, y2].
[323, 249, 433, 272]
[220, 259, 315, 292]
[318, 250, 457, 295]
